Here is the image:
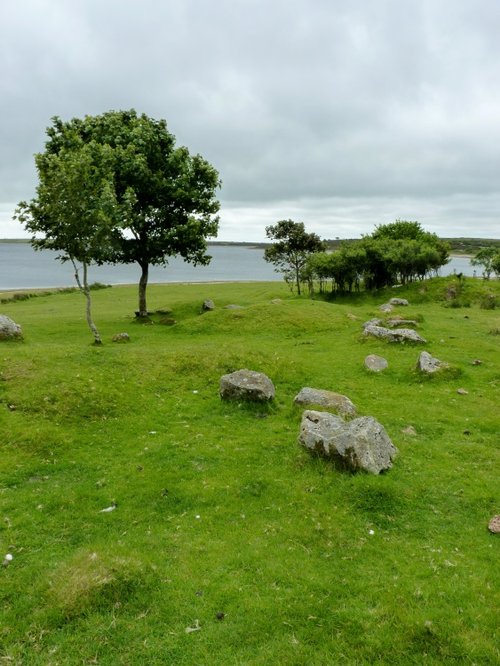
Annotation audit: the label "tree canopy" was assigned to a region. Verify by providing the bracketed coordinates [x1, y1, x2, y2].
[305, 220, 450, 294]
[19, 110, 221, 317]
[264, 220, 325, 294]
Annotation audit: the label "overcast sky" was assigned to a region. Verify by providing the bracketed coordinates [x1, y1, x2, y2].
[1, 0, 499, 241]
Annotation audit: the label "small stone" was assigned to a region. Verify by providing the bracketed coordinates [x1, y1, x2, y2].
[402, 425, 417, 436]
[389, 298, 409, 306]
[364, 354, 388, 372]
[463, 430, 471, 436]
[456, 388, 468, 395]
[416, 351, 448, 373]
[216, 612, 225, 620]
[488, 515, 500, 534]
[471, 359, 482, 366]
[112, 332, 130, 343]
[202, 299, 215, 312]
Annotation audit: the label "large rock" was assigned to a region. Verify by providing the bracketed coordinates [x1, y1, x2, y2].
[364, 324, 426, 344]
[416, 351, 448, 373]
[364, 354, 388, 372]
[0, 315, 22, 340]
[294, 387, 356, 417]
[298, 410, 398, 474]
[220, 369, 275, 402]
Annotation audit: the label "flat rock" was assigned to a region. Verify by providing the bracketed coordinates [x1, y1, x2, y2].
[298, 410, 398, 474]
[379, 303, 393, 313]
[294, 387, 356, 417]
[386, 318, 418, 328]
[220, 369, 275, 402]
[416, 351, 448, 373]
[364, 324, 426, 344]
[224, 304, 244, 309]
[364, 354, 388, 372]
[456, 388, 468, 395]
[0, 315, 22, 340]
[389, 298, 409, 306]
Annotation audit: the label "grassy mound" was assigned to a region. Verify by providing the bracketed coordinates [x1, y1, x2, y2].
[0, 279, 498, 664]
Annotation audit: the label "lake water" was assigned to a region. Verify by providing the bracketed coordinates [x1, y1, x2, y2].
[0, 242, 477, 291]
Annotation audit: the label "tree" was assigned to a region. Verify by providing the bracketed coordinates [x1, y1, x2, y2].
[491, 252, 500, 278]
[264, 220, 325, 295]
[471, 247, 499, 280]
[32, 110, 221, 316]
[15, 136, 121, 343]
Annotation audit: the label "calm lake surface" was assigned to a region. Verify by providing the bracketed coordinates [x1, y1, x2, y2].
[0, 242, 476, 291]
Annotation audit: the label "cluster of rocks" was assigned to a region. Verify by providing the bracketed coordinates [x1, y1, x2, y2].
[219, 369, 397, 475]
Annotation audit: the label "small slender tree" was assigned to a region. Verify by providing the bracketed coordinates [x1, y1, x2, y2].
[264, 220, 325, 295]
[471, 247, 499, 280]
[15, 137, 120, 343]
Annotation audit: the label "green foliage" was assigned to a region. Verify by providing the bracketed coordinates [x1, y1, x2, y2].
[264, 220, 325, 295]
[471, 246, 500, 279]
[307, 220, 450, 294]
[0, 280, 499, 664]
[17, 110, 221, 317]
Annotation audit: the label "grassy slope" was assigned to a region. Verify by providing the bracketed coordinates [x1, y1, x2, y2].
[0, 279, 499, 665]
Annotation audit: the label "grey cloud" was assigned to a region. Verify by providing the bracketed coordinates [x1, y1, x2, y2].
[1, 0, 499, 239]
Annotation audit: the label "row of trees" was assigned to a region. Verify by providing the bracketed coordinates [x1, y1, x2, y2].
[265, 219, 450, 294]
[16, 110, 221, 343]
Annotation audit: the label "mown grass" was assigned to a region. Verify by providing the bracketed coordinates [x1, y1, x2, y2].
[0, 278, 499, 665]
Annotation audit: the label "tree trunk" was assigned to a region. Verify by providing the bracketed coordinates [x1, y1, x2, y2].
[137, 261, 149, 317]
[72, 259, 102, 344]
[295, 264, 301, 295]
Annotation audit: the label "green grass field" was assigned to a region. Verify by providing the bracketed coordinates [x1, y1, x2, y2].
[1, 278, 499, 665]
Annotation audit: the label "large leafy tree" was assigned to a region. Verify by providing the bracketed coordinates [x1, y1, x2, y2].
[264, 220, 325, 294]
[28, 110, 221, 316]
[16, 136, 120, 343]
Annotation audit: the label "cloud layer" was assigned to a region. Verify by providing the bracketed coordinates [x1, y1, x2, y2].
[1, 0, 499, 240]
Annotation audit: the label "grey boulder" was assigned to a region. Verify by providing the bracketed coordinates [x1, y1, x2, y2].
[416, 351, 448, 373]
[364, 324, 426, 344]
[298, 410, 398, 474]
[202, 299, 215, 311]
[220, 369, 275, 402]
[0, 315, 22, 340]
